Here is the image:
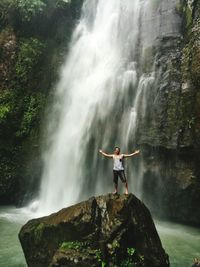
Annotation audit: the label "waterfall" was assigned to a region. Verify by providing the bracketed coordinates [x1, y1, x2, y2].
[37, 0, 180, 215]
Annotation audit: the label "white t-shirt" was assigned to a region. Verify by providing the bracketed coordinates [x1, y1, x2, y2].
[113, 154, 124, 171]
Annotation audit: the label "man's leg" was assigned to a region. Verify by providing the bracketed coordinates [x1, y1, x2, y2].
[119, 171, 128, 194]
[113, 170, 118, 194]
[124, 181, 128, 195]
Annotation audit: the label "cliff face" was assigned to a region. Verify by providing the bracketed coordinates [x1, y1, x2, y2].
[0, 0, 83, 204]
[19, 194, 169, 267]
[135, 0, 197, 148]
[135, 0, 200, 226]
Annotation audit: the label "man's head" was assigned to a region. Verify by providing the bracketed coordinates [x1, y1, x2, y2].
[114, 147, 120, 155]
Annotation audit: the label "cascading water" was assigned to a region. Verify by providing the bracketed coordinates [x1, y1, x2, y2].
[37, 0, 179, 215]
[1, 2, 200, 267]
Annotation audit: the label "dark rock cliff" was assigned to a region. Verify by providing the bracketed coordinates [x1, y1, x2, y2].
[19, 194, 169, 267]
[135, 0, 200, 226]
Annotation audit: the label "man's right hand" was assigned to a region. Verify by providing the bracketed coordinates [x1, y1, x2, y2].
[99, 150, 113, 158]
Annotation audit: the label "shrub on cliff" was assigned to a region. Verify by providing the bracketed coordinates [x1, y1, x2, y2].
[14, 0, 46, 22]
[15, 38, 45, 82]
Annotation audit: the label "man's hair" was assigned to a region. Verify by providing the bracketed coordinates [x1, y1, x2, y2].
[115, 146, 120, 151]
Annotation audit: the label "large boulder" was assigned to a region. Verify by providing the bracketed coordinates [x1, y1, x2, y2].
[19, 194, 169, 267]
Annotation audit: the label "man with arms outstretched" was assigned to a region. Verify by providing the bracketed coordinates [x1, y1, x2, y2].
[99, 147, 140, 195]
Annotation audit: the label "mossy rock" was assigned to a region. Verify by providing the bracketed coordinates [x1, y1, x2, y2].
[19, 194, 169, 267]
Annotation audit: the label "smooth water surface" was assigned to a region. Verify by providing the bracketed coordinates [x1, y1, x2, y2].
[0, 207, 29, 267]
[156, 220, 200, 267]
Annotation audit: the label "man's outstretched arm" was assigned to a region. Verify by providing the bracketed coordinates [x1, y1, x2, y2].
[99, 149, 113, 158]
[123, 150, 140, 158]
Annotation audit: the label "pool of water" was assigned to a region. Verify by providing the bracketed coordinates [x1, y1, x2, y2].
[0, 206, 28, 267]
[156, 220, 200, 267]
[0, 206, 199, 267]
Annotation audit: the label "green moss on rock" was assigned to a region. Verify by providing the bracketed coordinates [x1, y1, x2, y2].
[177, 1, 193, 30]
[34, 223, 46, 243]
[191, 41, 200, 87]
[60, 241, 89, 250]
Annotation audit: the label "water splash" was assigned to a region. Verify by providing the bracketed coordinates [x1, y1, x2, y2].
[37, 0, 181, 215]
[37, 0, 145, 215]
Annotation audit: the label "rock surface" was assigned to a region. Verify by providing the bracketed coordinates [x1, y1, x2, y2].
[138, 0, 200, 226]
[19, 194, 169, 267]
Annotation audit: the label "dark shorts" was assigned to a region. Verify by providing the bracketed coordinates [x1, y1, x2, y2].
[113, 170, 127, 184]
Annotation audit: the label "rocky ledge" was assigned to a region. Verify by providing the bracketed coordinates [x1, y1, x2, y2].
[19, 194, 169, 267]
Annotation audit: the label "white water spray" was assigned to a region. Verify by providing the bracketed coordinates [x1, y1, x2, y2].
[37, 0, 173, 215]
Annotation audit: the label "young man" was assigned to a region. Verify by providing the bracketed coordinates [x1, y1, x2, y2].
[99, 147, 140, 195]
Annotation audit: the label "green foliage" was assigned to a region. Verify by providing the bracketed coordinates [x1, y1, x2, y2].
[0, 0, 78, 204]
[13, 38, 46, 138]
[60, 241, 89, 251]
[0, 90, 14, 123]
[0, 106, 10, 120]
[127, 248, 135, 256]
[14, 0, 46, 22]
[119, 248, 136, 267]
[16, 92, 46, 137]
[122, 248, 145, 267]
[15, 38, 45, 82]
[95, 249, 106, 267]
[0, 89, 46, 140]
[59, 241, 145, 267]
[112, 240, 120, 249]
[95, 245, 143, 267]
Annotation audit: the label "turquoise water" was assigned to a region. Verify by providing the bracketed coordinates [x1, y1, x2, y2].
[156, 220, 200, 267]
[0, 207, 27, 267]
[0, 206, 199, 267]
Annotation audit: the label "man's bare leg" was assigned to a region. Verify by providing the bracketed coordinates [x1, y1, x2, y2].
[113, 183, 118, 194]
[124, 182, 128, 195]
